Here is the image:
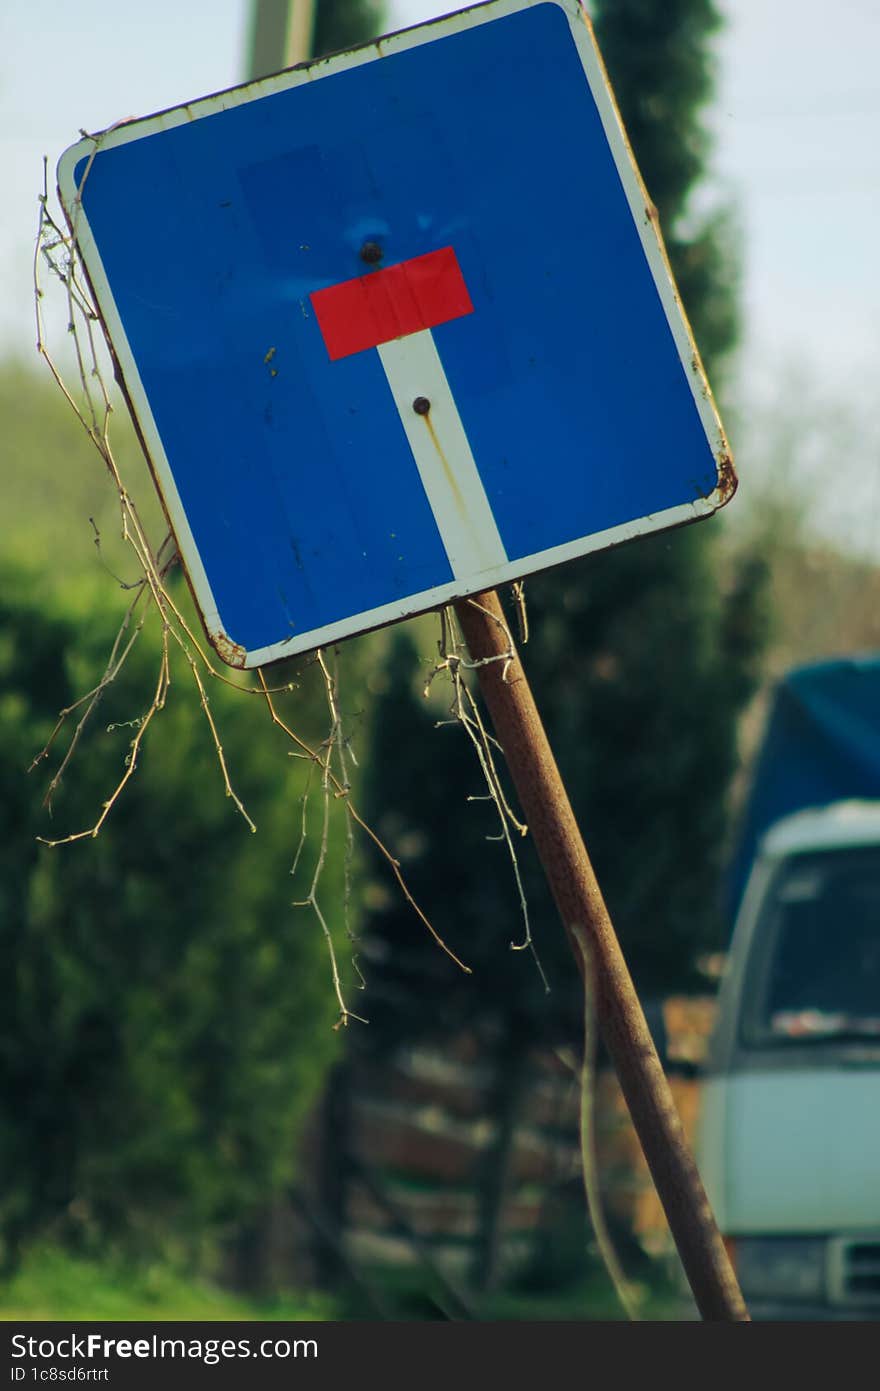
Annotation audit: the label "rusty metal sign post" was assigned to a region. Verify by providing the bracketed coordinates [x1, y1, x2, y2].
[56, 0, 747, 1319]
[455, 591, 748, 1321]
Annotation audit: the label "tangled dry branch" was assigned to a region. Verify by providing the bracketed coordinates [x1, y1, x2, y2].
[424, 600, 549, 993]
[30, 141, 467, 1028]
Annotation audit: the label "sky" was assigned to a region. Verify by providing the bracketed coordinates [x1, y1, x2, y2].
[2, 0, 878, 548]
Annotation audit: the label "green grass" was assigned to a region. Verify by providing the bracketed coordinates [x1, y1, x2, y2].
[0, 1246, 692, 1323]
[0, 1247, 336, 1322]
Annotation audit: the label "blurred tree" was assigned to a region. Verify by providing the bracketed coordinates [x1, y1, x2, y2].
[593, 0, 741, 376]
[355, 0, 769, 1290]
[723, 372, 880, 675]
[0, 559, 357, 1272]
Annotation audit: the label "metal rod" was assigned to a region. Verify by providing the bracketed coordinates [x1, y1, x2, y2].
[453, 588, 749, 1322]
[245, 0, 290, 80]
[245, 0, 316, 80]
[285, 0, 317, 66]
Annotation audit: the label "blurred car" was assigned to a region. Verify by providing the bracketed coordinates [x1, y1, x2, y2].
[698, 801, 880, 1319]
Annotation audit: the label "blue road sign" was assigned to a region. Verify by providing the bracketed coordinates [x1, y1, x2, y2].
[58, 0, 735, 669]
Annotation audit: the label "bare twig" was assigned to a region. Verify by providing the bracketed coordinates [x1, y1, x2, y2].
[37, 625, 171, 845]
[258, 670, 471, 976]
[325, 648, 365, 990]
[425, 606, 548, 990]
[511, 581, 529, 645]
[32, 145, 257, 838]
[570, 926, 642, 1321]
[29, 583, 149, 804]
[288, 648, 366, 1028]
[32, 137, 474, 1030]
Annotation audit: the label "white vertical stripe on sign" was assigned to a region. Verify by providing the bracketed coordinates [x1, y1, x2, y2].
[377, 329, 508, 580]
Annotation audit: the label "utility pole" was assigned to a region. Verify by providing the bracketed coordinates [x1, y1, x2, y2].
[246, 0, 316, 79]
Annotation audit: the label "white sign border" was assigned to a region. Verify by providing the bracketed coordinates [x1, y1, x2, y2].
[57, 0, 735, 670]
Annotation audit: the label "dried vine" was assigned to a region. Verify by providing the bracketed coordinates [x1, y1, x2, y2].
[31, 138, 467, 1027]
[424, 597, 549, 992]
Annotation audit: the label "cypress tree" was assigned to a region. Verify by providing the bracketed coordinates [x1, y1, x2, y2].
[359, 0, 767, 1028]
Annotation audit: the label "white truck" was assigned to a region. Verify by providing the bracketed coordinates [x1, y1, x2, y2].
[697, 658, 880, 1319]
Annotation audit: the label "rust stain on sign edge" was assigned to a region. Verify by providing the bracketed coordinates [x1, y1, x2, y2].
[714, 451, 738, 507]
[210, 627, 248, 668]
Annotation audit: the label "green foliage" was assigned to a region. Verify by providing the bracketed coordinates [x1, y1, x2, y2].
[0, 553, 356, 1268]
[507, 539, 768, 995]
[591, 0, 741, 382]
[0, 1245, 335, 1321]
[592, 0, 721, 228]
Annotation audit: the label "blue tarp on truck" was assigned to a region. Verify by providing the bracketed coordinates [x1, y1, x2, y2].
[726, 653, 880, 928]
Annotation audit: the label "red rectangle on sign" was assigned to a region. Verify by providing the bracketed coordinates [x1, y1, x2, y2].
[310, 246, 473, 361]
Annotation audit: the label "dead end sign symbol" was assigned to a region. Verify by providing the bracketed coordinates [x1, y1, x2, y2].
[310, 246, 507, 580]
[57, 0, 735, 669]
[309, 245, 473, 360]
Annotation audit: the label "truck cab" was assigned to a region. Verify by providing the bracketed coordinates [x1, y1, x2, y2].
[698, 800, 880, 1319]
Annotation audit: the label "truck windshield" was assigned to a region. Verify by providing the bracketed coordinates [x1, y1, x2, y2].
[744, 846, 880, 1044]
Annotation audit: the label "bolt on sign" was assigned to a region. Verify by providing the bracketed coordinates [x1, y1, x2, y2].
[58, 0, 736, 670]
